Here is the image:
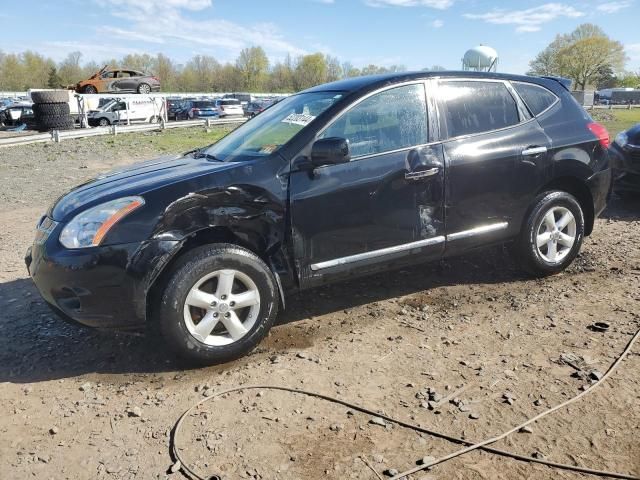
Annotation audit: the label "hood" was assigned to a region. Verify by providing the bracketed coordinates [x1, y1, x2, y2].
[50, 153, 238, 221]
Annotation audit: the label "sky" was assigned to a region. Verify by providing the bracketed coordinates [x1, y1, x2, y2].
[1, 0, 639, 74]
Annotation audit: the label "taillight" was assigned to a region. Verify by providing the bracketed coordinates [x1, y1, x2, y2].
[192, 108, 199, 113]
[587, 122, 610, 149]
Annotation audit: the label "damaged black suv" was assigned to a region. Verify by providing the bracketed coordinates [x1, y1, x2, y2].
[26, 72, 611, 364]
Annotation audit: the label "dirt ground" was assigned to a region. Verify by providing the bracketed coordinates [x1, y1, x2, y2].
[0, 130, 639, 480]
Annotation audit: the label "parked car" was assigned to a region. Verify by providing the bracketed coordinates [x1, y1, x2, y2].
[26, 71, 612, 365]
[0, 103, 35, 127]
[609, 123, 640, 196]
[75, 66, 161, 94]
[179, 100, 219, 119]
[87, 98, 163, 126]
[244, 101, 268, 118]
[215, 98, 244, 117]
[223, 92, 252, 106]
[166, 97, 184, 121]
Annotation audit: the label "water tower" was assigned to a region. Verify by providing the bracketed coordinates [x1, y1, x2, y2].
[462, 45, 498, 72]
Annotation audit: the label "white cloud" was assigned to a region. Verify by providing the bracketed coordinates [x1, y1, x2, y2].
[431, 19, 444, 28]
[596, 1, 633, 13]
[464, 3, 584, 33]
[94, 0, 306, 61]
[364, 0, 453, 9]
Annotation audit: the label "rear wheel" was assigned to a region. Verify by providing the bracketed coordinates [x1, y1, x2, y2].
[514, 191, 584, 276]
[158, 244, 278, 365]
[137, 83, 151, 94]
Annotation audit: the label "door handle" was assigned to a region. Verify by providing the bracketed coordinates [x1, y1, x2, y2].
[405, 167, 439, 181]
[522, 146, 547, 156]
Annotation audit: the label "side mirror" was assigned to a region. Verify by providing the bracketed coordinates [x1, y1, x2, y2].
[310, 137, 351, 167]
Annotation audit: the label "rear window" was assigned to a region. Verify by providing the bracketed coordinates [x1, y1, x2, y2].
[194, 101, 215, 108]
[512, 82, 558, 116]
[438, 81, 520, 138]
[219, 99, 241, 106]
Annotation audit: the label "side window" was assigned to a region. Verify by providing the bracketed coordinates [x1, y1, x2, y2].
[438, 81, 520, 138]
[321, 84, 428, 159]
[512, 82, 557, 116]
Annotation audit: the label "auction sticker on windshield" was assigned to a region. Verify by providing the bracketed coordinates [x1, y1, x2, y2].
[281, 113, 315, 126]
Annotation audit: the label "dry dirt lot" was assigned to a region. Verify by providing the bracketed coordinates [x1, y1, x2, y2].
[0, 129, 639, 480]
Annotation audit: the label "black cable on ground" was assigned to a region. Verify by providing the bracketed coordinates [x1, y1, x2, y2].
[171, 327, 640, 480]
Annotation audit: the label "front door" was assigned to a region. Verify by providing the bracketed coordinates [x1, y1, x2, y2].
[289, 83, 445, 287]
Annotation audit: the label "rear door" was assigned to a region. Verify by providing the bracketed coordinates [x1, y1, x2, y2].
[435, 79, 551, 253]
[289, 82, 445, 287]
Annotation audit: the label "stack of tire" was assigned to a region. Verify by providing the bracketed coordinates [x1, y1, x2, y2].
[31, 90, 75, 132]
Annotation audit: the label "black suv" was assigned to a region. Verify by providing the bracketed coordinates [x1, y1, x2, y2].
[26, 72, 611, 364]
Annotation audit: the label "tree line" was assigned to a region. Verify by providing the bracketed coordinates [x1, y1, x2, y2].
[0, 47, 408, 93]
[528, 23, 639, 90]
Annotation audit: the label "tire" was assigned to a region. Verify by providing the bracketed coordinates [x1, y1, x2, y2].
[83, 85, 98, 94]
[514, 191, 585, 276]
[137, 83, 151, 94]
[149, 115, 160, 124]
[97, 117, 110, 127]
[33, 103, 70, 117]
[157, 244, 279, 365]
[31, 90, 69, 104]
[37, 114, 75, 131]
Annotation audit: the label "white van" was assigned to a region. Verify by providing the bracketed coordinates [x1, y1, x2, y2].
[87, 97, 163, 126]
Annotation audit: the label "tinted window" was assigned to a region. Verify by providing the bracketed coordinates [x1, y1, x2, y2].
[438, 81, 520, 138]
[513, 82, 557, 116]
[219, 99, 241, 106]
[194, 101, 215, 108]
[321, 83, 428, 159]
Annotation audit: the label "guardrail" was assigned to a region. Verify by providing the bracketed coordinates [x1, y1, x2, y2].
[585, 104, 640, 109]
[0, 117, 246, 148]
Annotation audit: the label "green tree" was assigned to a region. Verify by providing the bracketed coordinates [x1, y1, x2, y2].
[528, 24, 627, 90]
[236, 47, 269, 91]
[58, 51, 84, 85]
[294, 53, 327, 90]
[47, 66, 63, 88]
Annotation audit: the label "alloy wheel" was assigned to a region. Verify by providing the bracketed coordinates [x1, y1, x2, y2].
[535, 206, 577, 264]
[183, 269, 261, 346]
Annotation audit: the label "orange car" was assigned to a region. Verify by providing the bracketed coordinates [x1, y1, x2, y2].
[74, 66, 161, 94]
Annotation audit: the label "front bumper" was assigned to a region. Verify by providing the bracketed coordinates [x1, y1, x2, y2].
[25, 222, 180, 330]
[609, 143, 640, 192]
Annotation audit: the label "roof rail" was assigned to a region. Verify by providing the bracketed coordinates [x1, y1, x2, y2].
[540, 76, 572, 91]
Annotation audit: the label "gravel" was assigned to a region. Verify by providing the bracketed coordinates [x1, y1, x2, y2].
[1, 132, 639, 479]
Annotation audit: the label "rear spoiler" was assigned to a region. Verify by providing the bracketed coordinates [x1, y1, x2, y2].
[540, 76, 572, 91]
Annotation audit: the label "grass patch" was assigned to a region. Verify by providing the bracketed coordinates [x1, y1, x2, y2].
[590, 108, 640, 137]
[106, 125, 236, 154]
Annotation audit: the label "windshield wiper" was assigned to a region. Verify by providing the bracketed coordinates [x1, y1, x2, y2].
[191, 149, 222, 161]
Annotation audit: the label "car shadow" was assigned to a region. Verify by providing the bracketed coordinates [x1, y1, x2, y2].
[600, 194, 640, 222]
[0, 244, 529, 384]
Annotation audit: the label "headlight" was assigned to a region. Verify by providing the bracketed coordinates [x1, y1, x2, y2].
[615, 132, 628, 147]
[59, 196, 144, 249]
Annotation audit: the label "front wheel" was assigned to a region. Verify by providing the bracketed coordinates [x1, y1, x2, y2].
[158, 244, 279, 365]
[514, 191, 585, 276]
[83, 85, 98, 94]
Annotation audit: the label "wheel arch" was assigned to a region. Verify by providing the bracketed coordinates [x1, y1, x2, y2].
[536, 176, 594, 236]
[144, 226, 288, 326]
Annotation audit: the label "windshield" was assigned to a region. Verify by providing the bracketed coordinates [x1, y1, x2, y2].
[203, 91, 344, 162]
